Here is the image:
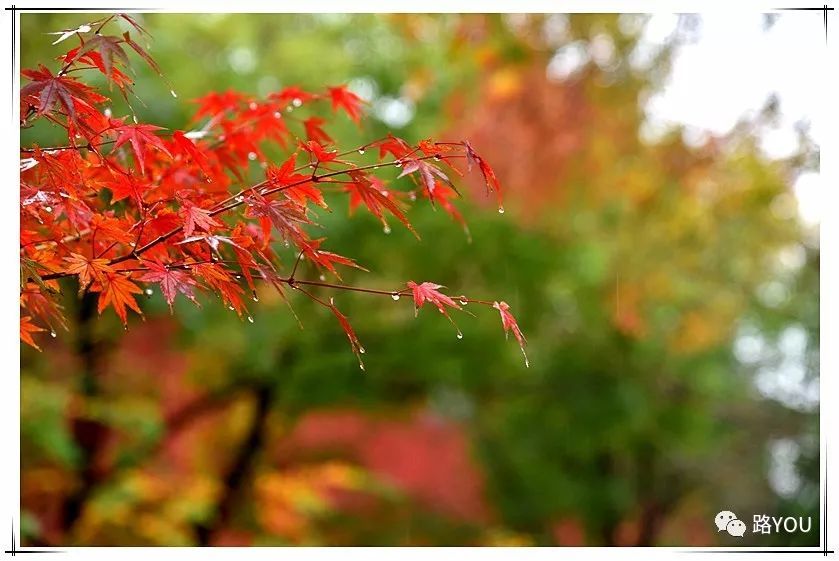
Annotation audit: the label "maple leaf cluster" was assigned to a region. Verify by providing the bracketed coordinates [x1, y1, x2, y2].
[19, 14, 528, 368]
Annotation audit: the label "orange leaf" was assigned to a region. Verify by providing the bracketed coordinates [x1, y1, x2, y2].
[96, 273, 143, 325]
[64, 252, 115, 292]
[20, 316, 46, 350]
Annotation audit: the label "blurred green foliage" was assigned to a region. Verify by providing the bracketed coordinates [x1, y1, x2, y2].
[20, 13, 818, 546]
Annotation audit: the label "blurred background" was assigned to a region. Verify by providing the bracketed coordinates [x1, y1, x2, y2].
[20, 13, 820, 546]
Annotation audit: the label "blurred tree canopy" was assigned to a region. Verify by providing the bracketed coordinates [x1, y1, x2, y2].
[20, 13, 818, 546]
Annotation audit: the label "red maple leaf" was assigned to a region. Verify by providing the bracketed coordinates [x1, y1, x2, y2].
[406, 281, 461, 318]
[346, 171, 418, 238]
[21, 316, 46, 350]
[191, 262, 245, 316]
[303, 117, 333, 145]
[464, 141, 502, 207]
[112, 121, 172, 175]
[493, 301, 528, 367]
[398, 158, 452, 201]
[328, 297, 366, 370]
[269, 86, 316, 107]
[21, 65, 108, 123]
[327, 85, 365, 124]
[63, 252, 115, 292]
[192, 89, 246, 121]
[180, 202, 222, 237]
[95, 272, 143, 325]
[301, 238, 368, 279]
[172, 130, 210, 170]
[299, 140, 338, 163]
[375, 134, 412, 160]
[138, 261, 199, 311]
[75, 34, 129, 79]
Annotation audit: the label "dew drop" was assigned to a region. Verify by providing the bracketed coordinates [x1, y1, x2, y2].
[358, 361, 365, 371]
[434, 155, 442, 161]
[358, 148, 366, 155]
[274, 111, 282, 119]
[456, 330, 463, 339]
[235, 195, 245, 202]
[359, 347, 366, 354]
[132, 114, 138, 124]
[170, 89, 178, 98]
[145, 288, 153, 296]
[286, 106, 293, 113]
[283, 240, 290, 248]
[129, 242, 136, 247]
[394, 160, 403, 167]
[292, 98, 302, 107]
[50, 331, 57, 338]
[391, 293, 400, 301]
[459, 299, 468, 306]
[228, 306, 235, 311]
[44, 206, 52, 213]
[248, 152, 257, 161]
[319, 274, 326, 281]
[252, 291, 259, 302]
[247, 316, 254, 323]
[498, 206, 505, 214]
[383, 224, 391, 235]
[409, 192, 417, 201]
[249, 101, 258, 110]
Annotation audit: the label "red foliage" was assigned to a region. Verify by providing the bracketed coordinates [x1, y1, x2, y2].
[280, 409, 490, 523]
[20, 14, 527, 367]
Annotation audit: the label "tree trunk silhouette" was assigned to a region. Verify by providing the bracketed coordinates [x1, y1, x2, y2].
[195, 382, 275, 546]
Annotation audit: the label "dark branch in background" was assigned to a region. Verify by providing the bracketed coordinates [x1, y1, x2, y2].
[60, 292, 110, 542]
[194, 381, 277, 546]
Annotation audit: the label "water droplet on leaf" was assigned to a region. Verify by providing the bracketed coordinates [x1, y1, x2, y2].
[292, 98, 302, 107]
[170, 89, 178, 98]
[358, 148, 366, 155]
[391, 293, 400, 301]
[383, 224, 391, 234]
[498, 206, 505, 214]
[456, 331, 463, 339]
[248, 152, 257, 161]
[145, 288, 153, 296]
[247, 316, 254, 323]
